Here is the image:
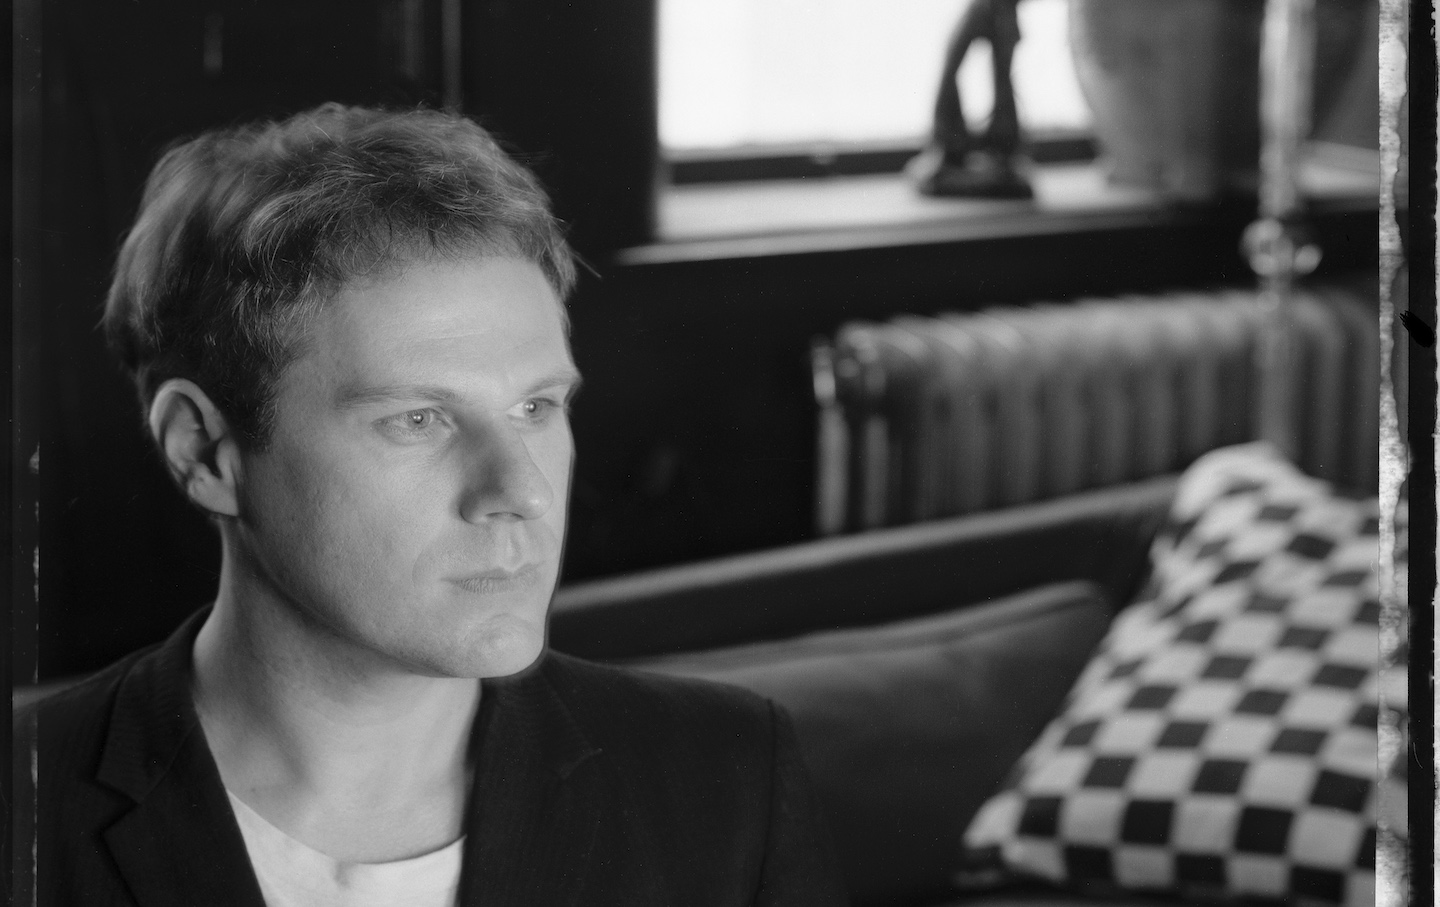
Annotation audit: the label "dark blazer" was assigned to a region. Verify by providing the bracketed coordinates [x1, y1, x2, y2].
[15, 609, 848, 906]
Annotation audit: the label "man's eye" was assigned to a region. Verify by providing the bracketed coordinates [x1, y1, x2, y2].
[518, 398, 565, 422]
[378, 409, 446, 439]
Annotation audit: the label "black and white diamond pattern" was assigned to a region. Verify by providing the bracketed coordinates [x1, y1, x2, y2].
[964, 444, 1399, 906]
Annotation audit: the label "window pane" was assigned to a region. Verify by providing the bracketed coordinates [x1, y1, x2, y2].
[660, 0, 1091, 153]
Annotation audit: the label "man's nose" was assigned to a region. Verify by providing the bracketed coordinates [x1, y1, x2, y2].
[458, 424, 554, 523]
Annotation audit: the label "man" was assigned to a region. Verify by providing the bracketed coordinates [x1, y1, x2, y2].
[18, 104, 846, 906]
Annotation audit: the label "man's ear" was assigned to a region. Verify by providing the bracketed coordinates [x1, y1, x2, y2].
[148, 379, 243, 518]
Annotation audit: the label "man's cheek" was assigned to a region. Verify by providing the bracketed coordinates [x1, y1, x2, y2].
[541, 441, 575, 509]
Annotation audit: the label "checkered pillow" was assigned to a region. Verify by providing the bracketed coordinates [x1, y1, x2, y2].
[962, 443, 1402, 906]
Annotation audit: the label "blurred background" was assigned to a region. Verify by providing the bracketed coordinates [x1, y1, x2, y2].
[11, 0, 1396, 682]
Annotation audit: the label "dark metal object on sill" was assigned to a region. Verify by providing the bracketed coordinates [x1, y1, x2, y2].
[908, 0, 1033, 200]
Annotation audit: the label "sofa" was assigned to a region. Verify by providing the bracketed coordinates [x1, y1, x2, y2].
[550, 444, 1400, 907]
[552, 475, 1173, 907]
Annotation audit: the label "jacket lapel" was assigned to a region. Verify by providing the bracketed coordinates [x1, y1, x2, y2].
[94, 618, 606, 907]
[95, 608, 267, 907]
[456, 654, 604, 907]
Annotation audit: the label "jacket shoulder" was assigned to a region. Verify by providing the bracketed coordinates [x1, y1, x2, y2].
[540, 649, 776, 744]
[13, 645, 156, 785]
[532, 652, 847, 906]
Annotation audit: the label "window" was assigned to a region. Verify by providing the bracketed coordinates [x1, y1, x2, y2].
[659, 0, 1090, 161]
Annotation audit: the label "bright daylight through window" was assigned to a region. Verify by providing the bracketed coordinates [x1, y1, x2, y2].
[659, 0, 1090, 156]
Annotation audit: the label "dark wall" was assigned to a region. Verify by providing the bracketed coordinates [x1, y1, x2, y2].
[21, 0, 1379, 679]
[461, 0, 658, 250]
[29, 0, 466, 678]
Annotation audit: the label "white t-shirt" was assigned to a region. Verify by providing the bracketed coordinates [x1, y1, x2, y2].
[227, 792, 464, 907]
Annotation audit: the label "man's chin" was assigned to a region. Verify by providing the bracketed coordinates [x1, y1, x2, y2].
[473, 635, 547, 678]
[424, 621, 547, 679]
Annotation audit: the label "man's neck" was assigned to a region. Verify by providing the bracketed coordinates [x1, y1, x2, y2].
[191, 582, 483, 863]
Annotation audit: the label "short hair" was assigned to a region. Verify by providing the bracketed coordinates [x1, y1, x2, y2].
[103, 103, 577, 449]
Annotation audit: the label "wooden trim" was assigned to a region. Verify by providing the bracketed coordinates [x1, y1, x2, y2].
[666, 133, 1097, 185]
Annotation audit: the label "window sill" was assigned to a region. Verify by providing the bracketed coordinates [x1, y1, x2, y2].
[614, 143, 1379, 268]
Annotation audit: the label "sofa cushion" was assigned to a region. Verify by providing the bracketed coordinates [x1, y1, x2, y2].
[550, 476, 1174, 661]
[963, 443, 1398, 907]
[631, 580, 1114, 907]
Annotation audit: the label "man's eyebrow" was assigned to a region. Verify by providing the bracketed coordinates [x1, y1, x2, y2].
[528, 367, 584, 398]
[335, 368, 584, 409]
[335, 384, 463, 409]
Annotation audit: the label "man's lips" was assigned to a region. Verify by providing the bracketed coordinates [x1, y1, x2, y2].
[447, 563, 545, 594]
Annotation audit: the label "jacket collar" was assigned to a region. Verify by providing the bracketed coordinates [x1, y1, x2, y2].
[94, 608, 603, 907]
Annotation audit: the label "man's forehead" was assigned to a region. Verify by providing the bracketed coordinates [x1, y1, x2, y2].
[335, 249, 564, 303]
[289, 254, 575, 397]
[321, 252, 561, 323]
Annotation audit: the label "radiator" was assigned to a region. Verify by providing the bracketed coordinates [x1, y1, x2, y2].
[813, 284, 1380, 535]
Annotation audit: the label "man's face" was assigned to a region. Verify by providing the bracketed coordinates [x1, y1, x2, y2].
[230, 255, 578, 679]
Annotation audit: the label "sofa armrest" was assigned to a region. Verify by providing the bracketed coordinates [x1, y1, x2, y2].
[550, 475, 1177, 661]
